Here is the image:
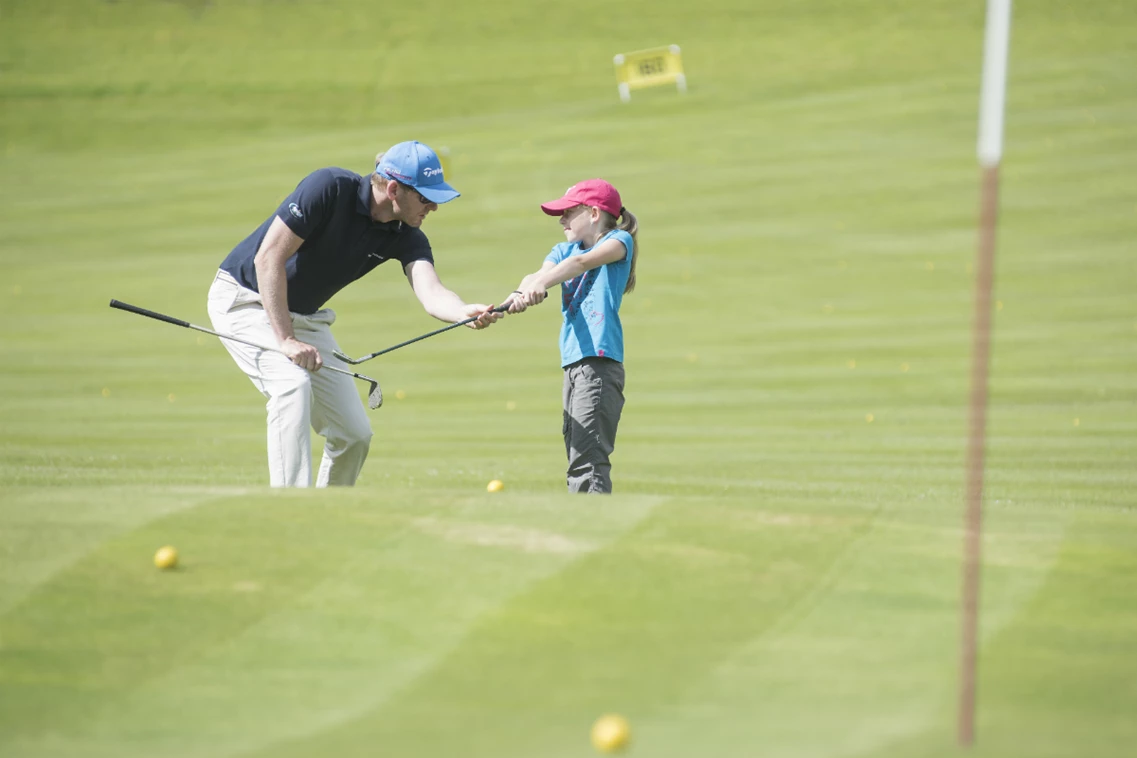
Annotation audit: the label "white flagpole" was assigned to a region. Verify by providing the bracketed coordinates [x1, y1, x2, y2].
[959, 0, 1012, 747]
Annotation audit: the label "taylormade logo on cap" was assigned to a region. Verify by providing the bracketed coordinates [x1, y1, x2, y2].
[423, 167, 444, 178]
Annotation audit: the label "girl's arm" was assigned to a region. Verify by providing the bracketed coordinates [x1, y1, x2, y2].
[513, 238, 626, 309]
[505, 261, 554, 313]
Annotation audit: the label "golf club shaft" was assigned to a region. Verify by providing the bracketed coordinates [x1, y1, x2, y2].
[109, 299, 372, 383]
[336, 302, 512, 365]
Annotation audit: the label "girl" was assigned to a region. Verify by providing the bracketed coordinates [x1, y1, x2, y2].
[510, 179, 639, 494]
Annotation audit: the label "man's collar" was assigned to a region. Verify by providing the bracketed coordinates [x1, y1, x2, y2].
[356, 174, 374, 216]
[358, 173, 403, 230]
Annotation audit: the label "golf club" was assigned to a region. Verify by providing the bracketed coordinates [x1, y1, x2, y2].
[333, 300, 516, 366]
[108, 299, 384, 409]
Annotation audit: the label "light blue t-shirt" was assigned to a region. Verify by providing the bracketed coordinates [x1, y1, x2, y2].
[544, 229, 634, 367]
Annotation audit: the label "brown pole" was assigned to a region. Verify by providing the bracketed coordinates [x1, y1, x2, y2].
[958, 163, 1000, 746]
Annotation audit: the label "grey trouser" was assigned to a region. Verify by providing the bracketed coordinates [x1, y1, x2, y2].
[562, 357, 626, 494]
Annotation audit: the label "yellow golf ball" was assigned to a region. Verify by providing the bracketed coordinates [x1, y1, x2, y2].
[591, 714, 630, 753]
[486, 479, 504, 493]
[154, 545, 178, 570]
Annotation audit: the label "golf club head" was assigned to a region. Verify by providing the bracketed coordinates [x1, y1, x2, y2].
[333, 349, 359, 365]
[367, 381, 383, 410]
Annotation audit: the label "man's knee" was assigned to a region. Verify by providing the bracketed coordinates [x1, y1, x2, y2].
[332, 416, 373, 452]
[345, 427, 373, 453]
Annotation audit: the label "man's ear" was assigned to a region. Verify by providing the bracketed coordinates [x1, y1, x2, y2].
[384, 179, 399, 201]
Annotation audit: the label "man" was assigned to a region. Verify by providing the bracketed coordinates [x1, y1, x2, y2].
[207, 140, 501, 487]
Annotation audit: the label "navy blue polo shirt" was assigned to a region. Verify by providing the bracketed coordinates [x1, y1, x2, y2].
[219, 167, 434, 314]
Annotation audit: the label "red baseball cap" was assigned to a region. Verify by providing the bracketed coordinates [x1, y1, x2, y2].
[540, 179, 623, 218]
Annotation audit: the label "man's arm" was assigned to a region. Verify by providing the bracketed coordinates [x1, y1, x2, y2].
[253, 216, 322, 370]
[404, 259, 501, 329]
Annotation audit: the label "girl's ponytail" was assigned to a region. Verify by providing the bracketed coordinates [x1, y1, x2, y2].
[617, 208, 639, 294]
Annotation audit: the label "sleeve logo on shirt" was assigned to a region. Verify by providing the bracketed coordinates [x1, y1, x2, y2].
[288, 203, 304, 219]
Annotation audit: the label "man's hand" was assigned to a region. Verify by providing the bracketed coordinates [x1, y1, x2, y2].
[281, 336, 322, 371]
[462, 304, 504, 330]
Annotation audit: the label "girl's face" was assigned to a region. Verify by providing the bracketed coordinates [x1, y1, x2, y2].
[559, 204, 598, 244]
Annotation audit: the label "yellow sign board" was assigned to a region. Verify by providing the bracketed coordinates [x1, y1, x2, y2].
[613, 45, 687, 102]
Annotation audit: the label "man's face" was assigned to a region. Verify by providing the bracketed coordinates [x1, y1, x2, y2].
[394, 182, 438, 227]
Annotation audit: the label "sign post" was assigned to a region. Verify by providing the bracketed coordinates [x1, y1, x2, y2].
[959, 0, 1013, 748]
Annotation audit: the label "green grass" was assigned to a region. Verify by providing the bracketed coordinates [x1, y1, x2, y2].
[1, 1, 1136, 755]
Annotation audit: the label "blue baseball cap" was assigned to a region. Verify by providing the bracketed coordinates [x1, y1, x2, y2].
[375, 140, 460, 204]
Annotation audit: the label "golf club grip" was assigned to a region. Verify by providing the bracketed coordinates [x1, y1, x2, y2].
[109, 299, 190, 329]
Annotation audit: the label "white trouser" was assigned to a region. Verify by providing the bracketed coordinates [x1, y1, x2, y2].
[206, 270, 372, 487]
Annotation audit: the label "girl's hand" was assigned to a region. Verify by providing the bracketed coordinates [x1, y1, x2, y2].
[520, 288, 548, 307]
[516, 276, 548, 308]
[505, 291, 528, 314]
